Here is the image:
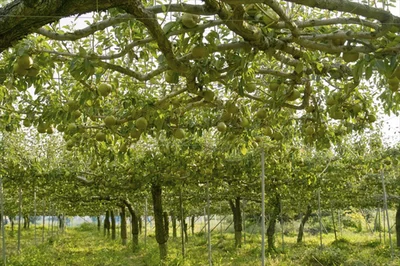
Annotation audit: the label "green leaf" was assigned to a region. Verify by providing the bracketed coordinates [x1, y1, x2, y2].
[240, 145, 247, 155]
[163, 21, 176, 34]
[365, 65, 373, 80]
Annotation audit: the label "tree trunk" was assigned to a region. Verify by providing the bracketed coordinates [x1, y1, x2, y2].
[58, 214, 64, 229]
[122, 199, 139, 251]
[138, 215, 142, 235]
[297, 205, 312, 243]
[229, 196, 242, 248]
[267, 195, 280, 252]
[104, 211, 110, 237]
[120, 206, 127, 246]
[396, 204, 400, 248]
[23, 215, 29, 229]
[171, 213, 177, 239]
[111, 210, 116, 240]
[183, 221, 188, 243]
[163, 212, 169, 239]
[151, 183, 169, 260]
[97, 216, 101, 231]
[11, 217, 14, 232]
[191, 215, 195, 235]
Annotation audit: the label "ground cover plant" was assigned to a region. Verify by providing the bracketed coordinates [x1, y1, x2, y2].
[2, 218, 400, 266]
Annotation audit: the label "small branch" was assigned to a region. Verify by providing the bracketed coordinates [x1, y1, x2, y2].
[94, 61, 168, 81]
[76, 175, 94, 185]
[156, 87, 188, 106]
[258, 68, 293, 78]
[35, 14, 135, 41]
[294, 38, 375, 54]
[124, 0, 189, 73]
[263, 0, 300, 36]
[274, 17, 379, 30]
[282, 79, 311, 110]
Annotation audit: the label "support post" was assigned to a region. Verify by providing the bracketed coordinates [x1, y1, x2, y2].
[207, 182, 212, 266]
[318, 188, 323, 249]
[144, 198, 147, 247]
[243, 200, 246, 244]
[42, 200, 45, 243]
[261, 149, 265, 266]
[0, 178, 7, 265]
[280, 200, 284, 252]
[380, 171, 393, 259]
[17, 187, 22, 254]
[180, 186, 185, 258]
[34, 189, 37, 245]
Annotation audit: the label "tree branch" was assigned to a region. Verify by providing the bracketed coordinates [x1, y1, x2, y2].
[0, 0, 131, 53]
[35, 13, 135, 41]
[284, 0, 400, 24]
[124, 0, 189, 73]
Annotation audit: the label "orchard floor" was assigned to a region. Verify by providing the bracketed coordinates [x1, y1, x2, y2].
[2, 224, 400, 265]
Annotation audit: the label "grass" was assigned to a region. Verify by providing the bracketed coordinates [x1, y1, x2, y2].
[0, 222, 400, 265]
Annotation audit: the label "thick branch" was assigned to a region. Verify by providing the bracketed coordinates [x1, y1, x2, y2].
[284, 0, 400, 24]
[0, 0, 131, 53]
[264, 0, 299, 36]
[35, 14, 135, 41]
[205, 0, 263, 44]
[274, 17, 379, 30]
[124, 0, 188, 73]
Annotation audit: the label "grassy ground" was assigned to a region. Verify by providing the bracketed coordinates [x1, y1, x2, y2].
[1, 222, 400, 265]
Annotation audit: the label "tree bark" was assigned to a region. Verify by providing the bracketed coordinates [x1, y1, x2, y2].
[171, 213, 177, 239]
[396, 203, 400, 248]
[229, 196, 242, 248]
[104, 211, 110, 237]
[191, 215, 195, 235]
[267, 195, 280, 252]
[151, 183, 168, 260]
[111, 210, 116, 240]
[183, 221, 188, 243]
[138, 215, 142, 235]
[122, 199, 139, 251]
[97, 216, 101, 232]
[58, 214, 64, 229]
[163, 211, 169, 239]
[23, 215, 30, 229]
[0, 0, 141, 54]
[120, 206, 127, 246]
[297, 205, 312, 243]
[11, 217, 14, 232]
